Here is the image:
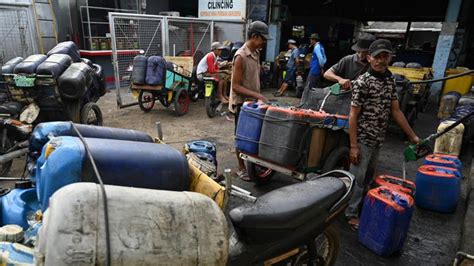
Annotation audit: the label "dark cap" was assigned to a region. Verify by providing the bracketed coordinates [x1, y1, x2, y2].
[309, 33, 320, 40]
[369, 39, 394, 56]
[352, 33, 376, 52]
[248, 21, 272, 40]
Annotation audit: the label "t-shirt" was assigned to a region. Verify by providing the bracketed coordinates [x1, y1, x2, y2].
[286, 47, 300, 69]
[329, 53, 369, 80]
[310, 42, 327, 76]
[196, 52, 218, 75]
[351, 68, 398, 147]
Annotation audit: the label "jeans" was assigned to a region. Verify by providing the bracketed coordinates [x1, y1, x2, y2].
[345, 143, 380, 218]
[307, 73, 321, 89]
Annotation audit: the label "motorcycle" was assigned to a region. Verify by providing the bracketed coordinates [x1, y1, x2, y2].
[227, 169, 355, 265]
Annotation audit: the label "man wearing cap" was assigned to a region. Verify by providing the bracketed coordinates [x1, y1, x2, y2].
[345, 39, 419, 230]
[274, 39, 300, 97]
[229, 20, 269, 181]
[324, 33, 376, 90]
[307, 33, 327, 89]
[197, 42, 228, 103]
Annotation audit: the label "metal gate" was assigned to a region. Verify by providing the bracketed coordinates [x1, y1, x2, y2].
[0, 4, 37, 64]
[109, 12, 246, 108]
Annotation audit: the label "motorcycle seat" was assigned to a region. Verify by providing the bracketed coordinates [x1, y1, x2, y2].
[0, 102, 24, 117]
[229, 176, 346, 231]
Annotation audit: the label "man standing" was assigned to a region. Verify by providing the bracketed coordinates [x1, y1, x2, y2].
[229, 21, 269, 181]
[307, 33, 326, 89]
[197, 42, 228, 102]
[345, 39, 419, 230]
[274, 39, 300, 97]
[324, 33, 376, 89]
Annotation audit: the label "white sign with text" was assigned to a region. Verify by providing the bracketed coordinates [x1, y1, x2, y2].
[198, 0, 246, 21]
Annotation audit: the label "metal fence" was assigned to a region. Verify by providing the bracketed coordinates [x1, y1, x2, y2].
[0, 4, 37, 64]
[109, 12, 246, 108]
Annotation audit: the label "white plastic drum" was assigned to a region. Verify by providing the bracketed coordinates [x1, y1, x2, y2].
[36, 183, 228, 266]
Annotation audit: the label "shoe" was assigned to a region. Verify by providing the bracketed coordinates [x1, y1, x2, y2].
[236, 169, 251, 182]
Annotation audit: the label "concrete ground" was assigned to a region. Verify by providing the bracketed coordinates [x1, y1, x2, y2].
[5, 88, 471, 265]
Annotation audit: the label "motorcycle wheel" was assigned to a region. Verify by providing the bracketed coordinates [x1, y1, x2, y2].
[0, 137, 13, 176]
[245, 161, 275, 185]
[138, 90, 155, 112]
[205, 84, 219, 118]
[293, 225, 340, 266]
[190, 85, 200, 102]
[80, 102, 103, 126]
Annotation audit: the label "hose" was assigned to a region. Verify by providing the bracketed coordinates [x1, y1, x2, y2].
[409, 70, 474, 85]
[70, 122, 111, 266]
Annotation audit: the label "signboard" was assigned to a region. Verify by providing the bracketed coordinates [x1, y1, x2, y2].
[198, 0, 246, 21]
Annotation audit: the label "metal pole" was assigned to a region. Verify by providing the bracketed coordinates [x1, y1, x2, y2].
[86, 0, 93, 50]
[0, 148, 28, 164]
[108, 13, 123, 107]
[162, 17, 169, 56]
[155, 121, 163, 140]
[404, 21, 411, 49]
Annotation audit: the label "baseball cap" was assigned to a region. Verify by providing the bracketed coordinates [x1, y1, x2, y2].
[288, 39, 296, 44]
[352, 33, 376, 52]
[369, 39, 394, 57]
[248, 21, 272, 40]
[211, 42, 226, 50]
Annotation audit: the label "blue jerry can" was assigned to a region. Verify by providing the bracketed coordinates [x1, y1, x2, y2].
[236, 101, 268, 154]
[358, 186, 414, 256]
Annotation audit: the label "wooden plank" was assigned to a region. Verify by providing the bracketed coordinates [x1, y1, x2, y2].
[165, 56, 194, 77]
[131, 83, 163, 91]
[264, 248, 300, 265]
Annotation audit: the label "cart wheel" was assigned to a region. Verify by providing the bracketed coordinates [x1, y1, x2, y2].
[246, 161, 275, 185]
[138, 90, 155, 112]
[322, 146, 350, 173]
[174, 88, 190, 116]
[80, 102, 103, 126]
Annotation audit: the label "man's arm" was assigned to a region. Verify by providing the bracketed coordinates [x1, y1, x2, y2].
[349, 106, 361, 165]
[231, 55, 268, 102]
[323, 63, 351, 89]
[391, 100, 419, 144]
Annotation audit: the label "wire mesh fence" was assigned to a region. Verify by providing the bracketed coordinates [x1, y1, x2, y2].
[109, 13, 246, 108]
[0, 6, 36, 64]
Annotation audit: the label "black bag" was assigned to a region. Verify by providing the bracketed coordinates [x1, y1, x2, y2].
[58, 62, 93, 100]
[13, 54, 47, 74]
[1, 57, 24, 74]
[47, 41, 81, 63]
[36, 54, 73, 78]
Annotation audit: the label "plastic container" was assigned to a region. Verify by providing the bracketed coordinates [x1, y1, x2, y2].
[36, 54, 72, 78]
[437, 91, 461, 119]
[184, 140, 217, 159]
[0, 102, 24, 117]
[443, 67, 474, 95]
[1, 57, 23, 74]
[57, 62, 93, 100]
[47, 41, 81, 62]
[358, 186, 414, 256]
[259, 106, 309, 166]
[36, 183, 228, 266]
[29, 121, 153, 153]
[374, 175, 416, 197]
[131, 55, 148, 84]
[424, 154, 462, 173]
[415, 165, 461, 212]
[35, 137, 189, 211]
[13, 54, 47, 74]
[0, 242, 34, 264]
[1, 187, 40, 229]
[186, 152, 217, 179]
[236, 101, 268, 154]
[146, 56, 167, 85]
[433, 121, 464, 156]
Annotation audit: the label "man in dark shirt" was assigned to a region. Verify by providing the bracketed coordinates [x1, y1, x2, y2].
[345, 39, 419, 230]
[324, 33, 376, 89]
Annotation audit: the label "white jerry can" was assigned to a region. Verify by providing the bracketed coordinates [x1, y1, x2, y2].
[434, 121, 465, 156]
[35, 183, 229, 266]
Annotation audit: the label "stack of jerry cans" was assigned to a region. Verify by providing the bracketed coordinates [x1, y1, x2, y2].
[358, 186, 414, 256]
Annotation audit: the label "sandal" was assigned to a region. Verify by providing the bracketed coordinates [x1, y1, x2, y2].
[347, 217, 359, 231]
[237, 169, 251, 182]
[272, 91, 283, 97]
